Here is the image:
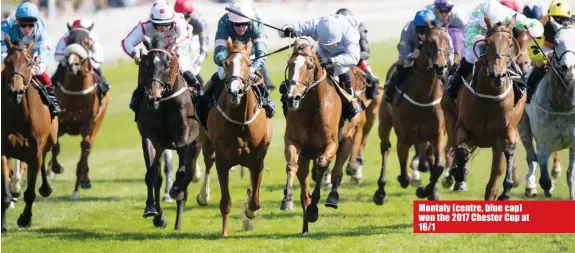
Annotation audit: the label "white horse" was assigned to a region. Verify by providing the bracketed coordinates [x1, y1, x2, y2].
[520, 18, 575, 200]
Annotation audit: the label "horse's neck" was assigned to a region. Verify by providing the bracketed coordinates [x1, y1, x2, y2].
[540, 71, 575, 109]
[221, 87, 259, 120]
[301, 78, 331, 111]
[65, 70, 93, 88]
[409, 57, 441, 96]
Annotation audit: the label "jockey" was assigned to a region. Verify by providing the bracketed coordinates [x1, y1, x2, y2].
[174, 0, 209, 86]
[525, 0, 573, 103]
[198, 0, 275, 120]
[335, 8, 380, 99]
[1, 2, 60, 117]
[425, 0, 468, 30]
[52, 18, 111, 104]
[446, 0, 543, 101]
[122, 0, 200, 112]
[384, 9, 455, 103]
[280, 14, 366, 121]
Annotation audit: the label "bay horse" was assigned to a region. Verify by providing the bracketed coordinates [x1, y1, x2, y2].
[375, 21, 451, 204]
[442, 15, 525, 200]
[136, 35, 201, 230]
[197, 39, 271, 237]
[1, 38, 58, 232]
[48, 28, 110, 199]
[279, 37, 353, 235]
[522, 20, 575, 199]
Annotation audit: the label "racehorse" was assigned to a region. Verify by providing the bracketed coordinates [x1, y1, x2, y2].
[1, 38, 58, 232]
[197, 39, 272, 237]
[48, 27, 110, 199]
[136, 34, 202, 230]
[442, 15, 525, 200]
[375, 21, 451, 204]
[521, 18, 575, 199]
[279, 37, 356, 234]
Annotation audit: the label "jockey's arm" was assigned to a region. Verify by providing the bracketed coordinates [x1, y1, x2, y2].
[173, 18, 193, 46]
[358, 22, 370, 60]
[330, 30, 360, 68]
[53, 35, 67, 64]
[251, 22, 267, 71]
[449, 7, 468, 29]
[213, 16, 230, 67]
[397, 22, 416, 66]
[447, 34, 455, 66]
[279, 18, 320, 40]
[121, 22, 145, 58]
[34, 20, 52, 74]
[90, 39, 104, 64]
[190, 13, 210, 55]
[513, 11, 544, 38]
[1, 21, 9, 64]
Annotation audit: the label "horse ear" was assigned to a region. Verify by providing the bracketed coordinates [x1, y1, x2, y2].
[67, 23, 72, 31]
[87, 23, 94, 31]
[549, 16, 562, 32]
[507, 14, 517, 30]
[226, 37, 233, 50]
[484, 14, 492, 29]
[142, 36, 151, 51]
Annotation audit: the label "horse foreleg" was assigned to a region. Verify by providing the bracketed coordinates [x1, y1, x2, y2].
[10, 159, 22, 199]
[281, 140, 301, 211]
[374, 107, 393, 205]
[567, 148, 574, 200]
[496, 130, 517, 200]
[142, 138, 159, 218]
[296, 157, 311, 235]
[71, 135, 93, 199]
[1, 156, 12, 232]
[417, 136, 445, 201]
[17, 156, 40, 228]
[173, 141, 200, 230]
[162, 150, 174, 202]
[536, 143, 554, 197]
[151, 148, 166, 228]
[485, 148, 505, 200]
[306, 158, 329, 226]
[346, 125, 364, 184]
[38, 152, 53, 198]
[48, 137, 64, 175]
[453, 127, 470, 192]
[243, 159, 264, 231]
[197, 136, 214, 206]
[552, 151, 562, 179]
[518, 115, 538, 197]
[215, 153, 232, 237]
[326, 136, 352, 209]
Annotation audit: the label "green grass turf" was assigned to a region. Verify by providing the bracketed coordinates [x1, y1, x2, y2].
[2, 41, 574, 253]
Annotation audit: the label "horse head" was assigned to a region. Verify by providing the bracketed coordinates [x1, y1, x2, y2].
[284, 37, 324, 110]
[2, 37, 36, 104]
[64, 28, 92, 75]
[512, 28, 532, 74]
[223, 38, 253, 106]
[140, 34, 179, 110]
[549, 17, 575, 87]
[419, 20, 451, 78]
[481, 14, 517, 89]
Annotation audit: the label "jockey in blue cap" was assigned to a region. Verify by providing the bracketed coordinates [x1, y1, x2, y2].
[384, 9, 454, 103]
[1, 2, 60, 117]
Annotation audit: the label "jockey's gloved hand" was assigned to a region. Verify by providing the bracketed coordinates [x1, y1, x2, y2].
[320, 58, 333, 68]
[133, 54, 141, 65]
[283, 27, 297, 38]
[249, 67, 260, 82]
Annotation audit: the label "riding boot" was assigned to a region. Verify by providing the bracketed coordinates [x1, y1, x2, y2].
[384, 65, 411, 104]
[525, 65, 547, 104]
[183, 70, 201, 100]
[510, 63, 528, 105]
[256, 83, 276, 118]
[51, 63, 66, 88]
[94, 67, 110, 105]
[196, 73, 221, 128]
[45, 85, 61, 118]
[364, 69, 380, 100]
[129, 85, 145, 113]
[447, 57, 473, 100]
[260, 65, 276, 92]
[195, 74, 205, 87]
[339, 72, 366, 121]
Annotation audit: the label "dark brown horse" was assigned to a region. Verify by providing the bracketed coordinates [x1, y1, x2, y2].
[1, 38, 58, 232]
[135, 35, 201, 230]
[442, 15, 525, 200]
[48, 28, 110, 199]
[375, 22, 451, 204]
[279, 37, 351, 234]
[199, 39, 271, 237]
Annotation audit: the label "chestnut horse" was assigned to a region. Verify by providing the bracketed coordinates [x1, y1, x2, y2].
[1, 38, 58, 232]
[198, 39, 271, 237]
[48, 28, 110, 199]
[442, 15, 525, 200]
[375, 22, 451, 204]
[279, 37, 355, 234]
[136, 35, 201, 230]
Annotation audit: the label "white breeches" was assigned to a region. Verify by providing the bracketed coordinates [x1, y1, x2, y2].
[464, 42, 486, 64]
[188, 35, 202, 75]
[175, 39, 194, 74]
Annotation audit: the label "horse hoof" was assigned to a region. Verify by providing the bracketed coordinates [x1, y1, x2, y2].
[80, 180, 92, 189]
[441, 176, 454, 189]
[452, 182, 468, 192]
[169, 187, 184, 201]
[196, 194, 208, 206]
[350, 176, 362, 185]
[345, 165, 354, 176]
[397, 175, 410, 189]
[153, 214, 167, 228]
[497, 194, 510, 201]
[416, 187, 426, 199]
[372, 189, 385, 206]
[544, 189, 554, 198]
[163, 194, 174, 203]
[551, 169, 561, 179]
[417, 164, 429, 173]
[10, 191, 21, 199]
[143, 206, 159, 218]
[323, 183, 332, 192]
[410, 157, 420, 171]
[410, 178, 422, 188]
[49, 160, 64, 174]
[17, 213, 31, 228]
[241, 215, 254, 231]
[524, 188, 538, 198]
[325, 192, 339, 209]
[428, 187, 440, 201]
[39, 184, 52, 197]
[306, 205, 319, 223]
[70, 191, 80, 200]
[280, 199, 295, 211]
[512, 180, 520, 188]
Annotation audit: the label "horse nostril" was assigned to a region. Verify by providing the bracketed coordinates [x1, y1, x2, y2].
[433, 64, 439, 69]
[562, 65, 569, 72]
[237, 89, 244, 95]
[294, 95, 302, 101]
